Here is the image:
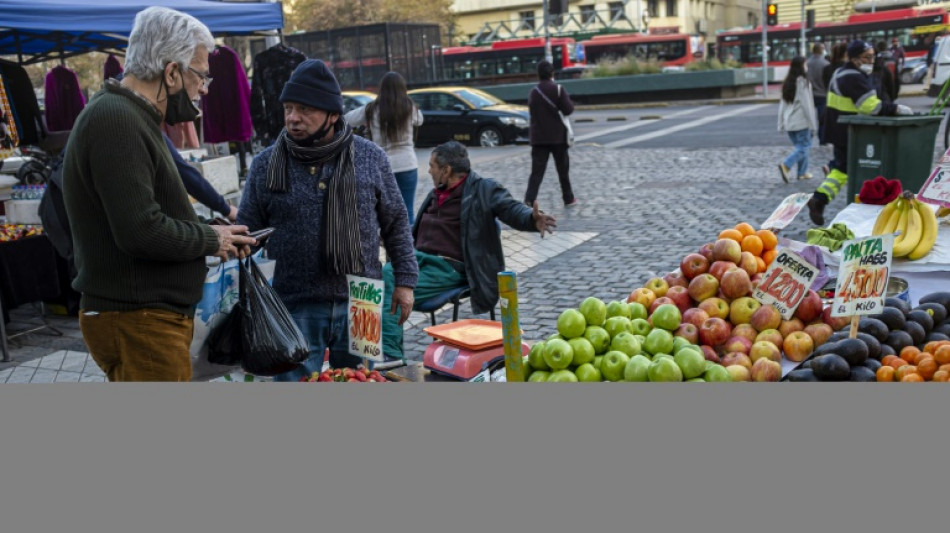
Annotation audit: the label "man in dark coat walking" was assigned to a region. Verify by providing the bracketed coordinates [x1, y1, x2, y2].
[524, 60, 577, 207]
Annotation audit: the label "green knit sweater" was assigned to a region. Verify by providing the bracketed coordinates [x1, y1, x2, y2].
[62, 81, 219, 316]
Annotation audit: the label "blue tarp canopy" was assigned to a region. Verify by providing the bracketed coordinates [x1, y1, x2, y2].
[0, 0, 284, 64]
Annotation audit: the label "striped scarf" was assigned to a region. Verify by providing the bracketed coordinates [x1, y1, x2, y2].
[266, 119, 363, 275]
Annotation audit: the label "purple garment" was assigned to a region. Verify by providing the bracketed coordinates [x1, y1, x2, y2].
[798, 245, 830, 292]
[201, 46, 253, 143]
[44, 65, 86, 131]
[103, 54, 123, 81]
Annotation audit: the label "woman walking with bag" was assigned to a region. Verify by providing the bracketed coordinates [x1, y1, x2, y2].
[346, 71, 423, 223]
[778, 56, 819, 183]
[524, 60, 576, 207]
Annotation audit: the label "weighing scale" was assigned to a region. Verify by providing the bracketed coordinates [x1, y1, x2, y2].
[422, 319, 530, 381]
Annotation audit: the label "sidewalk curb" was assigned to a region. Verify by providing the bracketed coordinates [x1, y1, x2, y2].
[575, 90, 930, 112]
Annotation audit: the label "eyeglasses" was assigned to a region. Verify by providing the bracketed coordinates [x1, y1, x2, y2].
[187, 66, 213, 89]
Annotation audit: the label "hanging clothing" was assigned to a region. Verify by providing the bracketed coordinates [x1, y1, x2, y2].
[103, 54, 124, 81]
[44, 65, 86, 131]
[162, 121, 200, 150]
[1, 74, 20, 158]
[201, 45, 253, 144]
[0, 59, 45, 145]
[250, 44, 306, 144]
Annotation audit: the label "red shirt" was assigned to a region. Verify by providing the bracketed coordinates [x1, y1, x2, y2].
[434, 174, 467, 206]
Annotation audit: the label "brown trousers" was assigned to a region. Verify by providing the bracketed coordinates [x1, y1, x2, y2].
[79, 308, 194, 382]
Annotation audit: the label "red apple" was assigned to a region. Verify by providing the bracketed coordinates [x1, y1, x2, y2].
[699, 317, 733, 347]
[644, 277, 669, 298]
[688, 274, 719, 302]
[665, 286, 692, 313]
[722, 335, 753, 355]
[729, 297, 762, 325]
[778, 317, 805, 338]
[627, 287, 657, 309]
[698, 297, 730, 320]
[749, 340, 782, 363]
[709, 260, 739, 281]
[783, 331, 815, 362]
[682, 308, 710, 328]
[674, 323, 699, 344]
[721, 352, 752, 370]
[750, 358, 782, 382]
[649, 296, 675, 315]
[803, 322, 834, 347]
[698, 242, 716, 261]
[711, 238, 742, 264]
[726, 365, 751, 381]
[738, 251, 759, 278]
[821, 305, 851, 331]
[679, 253, 710, 280]
[794, 290, 823, 323]
[731, 323, 759, 342]
[700, 345, 721, 364]
[755, 329, 784, 348]
[663, 270, 689, 289]
[750, 304, 783, 332]
[720, 268, 753, 299]
[751, 273, 765, 286]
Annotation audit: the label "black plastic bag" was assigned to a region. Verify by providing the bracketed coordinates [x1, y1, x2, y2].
[238, 256, 310, 376]
[206, 300, 245, 367]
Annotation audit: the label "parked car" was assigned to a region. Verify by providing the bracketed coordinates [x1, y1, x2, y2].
[342, 91, 376, 114]
[900, 57, 928, 85]
[407, 87, 529, 147]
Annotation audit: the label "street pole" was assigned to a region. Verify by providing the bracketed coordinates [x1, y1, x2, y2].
[762, 0, 769, 98]
[800, 0, 806, 57]
[542, 0, 553, 63]
[635, 0, 643, 34]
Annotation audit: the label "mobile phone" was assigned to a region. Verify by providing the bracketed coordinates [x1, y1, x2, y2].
[248, 227, 275, 241]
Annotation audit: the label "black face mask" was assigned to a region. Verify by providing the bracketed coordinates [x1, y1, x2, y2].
[295, 114, 335, 146]
[162, 75, 200, 126]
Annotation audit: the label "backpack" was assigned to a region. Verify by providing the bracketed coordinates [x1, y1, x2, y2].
[37, 155, 76, 279]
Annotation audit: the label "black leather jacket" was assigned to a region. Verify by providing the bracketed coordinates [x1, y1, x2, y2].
[412, 171, 538, 315]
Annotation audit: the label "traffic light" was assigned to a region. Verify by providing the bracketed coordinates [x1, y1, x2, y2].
[767, 3, 779, 26]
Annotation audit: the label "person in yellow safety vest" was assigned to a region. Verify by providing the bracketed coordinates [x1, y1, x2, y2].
[806, 40, 913, 226]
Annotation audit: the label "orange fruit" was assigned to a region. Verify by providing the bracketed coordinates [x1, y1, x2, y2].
[917, 357, 938, 381]
[734, 223, 756, 238]
[755, 256, 767, 273]
[900, 346, 921, 364]
[756, 229, 778, 251]
[876, 366, 895, 382]
[741, 235, 764, 256]
[719, 229, 744, 242]
[762, 249, 778, 266]
[934, 345, 950, 365]
[901, 373, 924, 382]
[932, 370, 949, 382]
[939, 364, 950, 374]
[896, 365, 919, 381]
[881, 355, 899, 367]
[887, 358, 909, 370]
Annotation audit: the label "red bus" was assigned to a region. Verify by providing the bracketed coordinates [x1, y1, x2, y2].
[716, 7, 948, 76]
[440, 37, 585, 84]
[580, 33, 705, 66]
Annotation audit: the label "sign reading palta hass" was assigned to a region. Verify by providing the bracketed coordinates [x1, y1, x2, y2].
[831, 234, 894, 317]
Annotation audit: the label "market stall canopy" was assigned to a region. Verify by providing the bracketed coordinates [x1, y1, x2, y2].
[0, 0, 284, 64]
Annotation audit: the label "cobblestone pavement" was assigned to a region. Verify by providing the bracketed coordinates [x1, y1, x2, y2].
[0, 140, 894, 381]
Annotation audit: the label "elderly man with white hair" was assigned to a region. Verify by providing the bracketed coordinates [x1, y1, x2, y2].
[62, 7, 256, 381]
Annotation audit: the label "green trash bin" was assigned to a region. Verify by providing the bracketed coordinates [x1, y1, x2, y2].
[838, 114, 942, 202]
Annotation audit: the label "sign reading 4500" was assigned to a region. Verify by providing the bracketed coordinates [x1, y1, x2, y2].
[831, 234, 893, 317]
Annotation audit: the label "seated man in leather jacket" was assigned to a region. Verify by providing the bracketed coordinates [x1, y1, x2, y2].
[381, 141, 557, 360]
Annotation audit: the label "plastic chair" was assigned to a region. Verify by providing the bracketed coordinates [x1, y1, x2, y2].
[414, 285, 496, 327]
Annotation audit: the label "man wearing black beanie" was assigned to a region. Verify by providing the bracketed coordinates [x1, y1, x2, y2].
[238, 59, 419, 381]
[807, 40, 912, 226]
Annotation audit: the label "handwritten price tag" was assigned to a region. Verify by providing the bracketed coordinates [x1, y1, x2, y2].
[918, 148, 950, 207]
[752, 249, 817, 320]
[347, 275, 384, 362]
[831, 234, 893, 317]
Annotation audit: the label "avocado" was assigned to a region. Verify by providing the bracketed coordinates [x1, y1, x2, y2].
[786, 368, 818, 382]
[801, 358, 817, 370]
[884, 330, 915, 355]
[855, 332, 883, 361]
[828, 331, 850, 344]
[872, 307, 906, 332]
[924, 332, 950, 345]
[885, 297, 911, 316]
[812, 354, 851, 381]
[835, 338, 869, 367]
[903, 320, 926, 346]
[857, 317, 889, 342]
[813, 340, 842, 358]
[849, 366, 877, 382]
[907, 310, 934, 334]
[935, 323, 950, 337]
[878, 343, 896, 359]
[863, 358, 882, 372]
[918, 291, 950, 310]
[916, 303, 948, 325]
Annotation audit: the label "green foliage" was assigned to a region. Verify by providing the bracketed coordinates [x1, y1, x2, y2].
[582, 55, 662, 78]
[685, 58, 743, 71]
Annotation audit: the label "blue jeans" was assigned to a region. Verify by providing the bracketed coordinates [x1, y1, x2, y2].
[393, 169, 418, 225]
[783, 129, 812, 178]
[271, 301, 363, 382]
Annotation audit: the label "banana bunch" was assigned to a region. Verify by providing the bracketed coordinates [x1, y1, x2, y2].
[939, 207, 950, 218]
[871, 191, 939, 260]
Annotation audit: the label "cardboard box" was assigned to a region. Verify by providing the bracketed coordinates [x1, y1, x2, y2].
[188, 156, 239, 195]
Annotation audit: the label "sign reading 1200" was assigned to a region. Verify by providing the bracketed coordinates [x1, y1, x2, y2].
[752, 249, 817, 320]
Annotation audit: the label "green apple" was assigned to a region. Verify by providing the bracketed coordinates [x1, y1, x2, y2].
[542, 338, 574, 370]
[633, 334, 647, 347]
[623, 354, 652, 382]
[651, 303, 682, 331]
[527, 371, 550, 382]
[547, 369, 579, 383]
[547, 333, 565, 342]
[605, 300, 631, 320]
[609, 332, 641, 357]
[574, 363, 602, 382]
[527, 342, 549, 371]
[568, 337, 596, 366]
[686, 378, 706, 382]
[629, 318, 652, 336]
[672, 336, 693, 354]
[674, 347, 707, 379]
[705, 360, 716, 372]
[592, 355, 604, 371]
[648, 356, 684, 382]
[557, 309, 587, 339]
[600, 351, 631, 382]
[704, 364, 733, 382]
[583, 326, 611, 355]
[604, 316, 633, 339]
[628, 302, 648, 321]
[579, 297, 607, 327]
[653, 353, 674, 362]
[643, 328, 674, 356]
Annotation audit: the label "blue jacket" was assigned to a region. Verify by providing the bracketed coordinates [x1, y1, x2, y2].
[238, 135, 418, 306]
[162, 133, 232, 217]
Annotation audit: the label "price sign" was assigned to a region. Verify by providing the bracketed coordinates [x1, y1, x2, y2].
[760, 193, 811, 231]
[918, 149, 950, 207]
[752, 249, 818, 320]
[831, 234, 893, 318]
[347, 275, 384, 362]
